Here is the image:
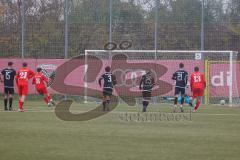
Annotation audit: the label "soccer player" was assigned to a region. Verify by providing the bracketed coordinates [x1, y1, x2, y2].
[190, 66, 206, 112]
[0, 62, 16, 111]
[16, 62, 35, 112]
[139, 70, 155, 112]
[172, 63, 188, 112]
[98, 66, 117, 111]
[32, 68, 55, 107]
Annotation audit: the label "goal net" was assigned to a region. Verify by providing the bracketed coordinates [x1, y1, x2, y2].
[84, 50, 239, 106]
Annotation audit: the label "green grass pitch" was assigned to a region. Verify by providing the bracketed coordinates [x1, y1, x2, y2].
[0, 100, 240, 160]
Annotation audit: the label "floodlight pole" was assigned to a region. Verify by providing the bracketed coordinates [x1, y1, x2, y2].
[109, 0, 112, 43]
[64, 0, 69, 59]
[64, 0, 69, 100]
[201, 0, 204, 51]
[21, 0, 25, 59]
[154, 0, 159, 60]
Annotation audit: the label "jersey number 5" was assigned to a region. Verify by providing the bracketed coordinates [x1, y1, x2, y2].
[5, 71, 11, 80]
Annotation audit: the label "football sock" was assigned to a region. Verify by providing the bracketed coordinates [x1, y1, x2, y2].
[9, 98, 13, 110]
[102, 101, 106, 111]
[181, 96, 185, 105]
[44, 97, 49, 104]
[142, 101, 148, 112]
[4, 98, 8, 110]
[47, 95, 52, 102]
[19, 100, 24, 110]
[194, 100, 201, 110]
[192, 98, 197, 107]
[174, 97, 178, 105]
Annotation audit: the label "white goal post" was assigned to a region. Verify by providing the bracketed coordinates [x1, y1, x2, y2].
[84, 50, 239, 106]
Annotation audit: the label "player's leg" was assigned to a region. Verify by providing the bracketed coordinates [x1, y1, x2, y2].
[7, 88, 14, 111]
[3, 88, 8, 110]
[173, 87, 179, 113]
[105, 95, 111, 111]
[194, 89, 204, 112]
[44, 91, 55, 107]
[8, 88, 14, 111]
[36, 87, 51, 106]
[18, 95, 26, 112]
[191, 88, 198, 108]
[18, 85, 28, 111]
[17, 85, 23, 111]
[142, 91, 150, 112]
[48, 93, 56, 106]
[105, 89, 113, 111]
[44, 88, 55, 106]
[179, 88, 186, 112]
[102, 89, 107, 111]
[8, 94, 13, 111]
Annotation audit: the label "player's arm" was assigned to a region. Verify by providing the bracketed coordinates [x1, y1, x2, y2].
[29, 70, 35, 79]
[151, 76, 155, 88]
[32, 77, 36, 85]
[190, 74, 193, 91]
[42, 75, 49, 84]
[98, 75, 103, 87]
[15, 71, 20, 86]
[139, 76, 143, 90]
[172, 72, 176, 80]
[185, 72, 189, 87]
[0, 70, 3, 83]
[112, 74, 117, 86]
[202, 74, 206, 89]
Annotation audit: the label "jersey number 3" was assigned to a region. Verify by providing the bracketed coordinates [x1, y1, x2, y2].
[108, 75, 112, 82]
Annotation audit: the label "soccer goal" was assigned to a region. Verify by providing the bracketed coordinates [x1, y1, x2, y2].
[84, 50, 239, 106]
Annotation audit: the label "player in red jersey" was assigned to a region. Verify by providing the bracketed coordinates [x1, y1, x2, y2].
[190, 66, 206, 112]
[16, 62, 35, 112]
[32, 68, 55, 107]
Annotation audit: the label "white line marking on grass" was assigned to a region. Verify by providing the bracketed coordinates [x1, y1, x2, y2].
[0, 110, 240, 116]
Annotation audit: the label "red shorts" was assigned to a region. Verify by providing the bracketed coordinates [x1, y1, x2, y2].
[192, 88, 204, 98]
[36, 87, 48, 95]
[18, 84, 28, 96]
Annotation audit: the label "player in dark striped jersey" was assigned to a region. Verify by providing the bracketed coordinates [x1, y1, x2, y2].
[139, 70, 155, 112]
[98, 66, 117, 111]
[0, 62, 16, 111]
[172, 63, 188, 112]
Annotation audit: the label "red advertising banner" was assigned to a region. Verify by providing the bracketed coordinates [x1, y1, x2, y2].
[0, 59, 239, 98]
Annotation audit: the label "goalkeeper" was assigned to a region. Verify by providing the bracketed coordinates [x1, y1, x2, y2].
[32, 68, 55, 107]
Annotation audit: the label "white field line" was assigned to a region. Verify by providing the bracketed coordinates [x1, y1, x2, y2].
[0, 109, 239, 116]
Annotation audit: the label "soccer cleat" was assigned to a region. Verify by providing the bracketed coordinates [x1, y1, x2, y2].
[50, 100, 56, 106]
[4, 107, 8, 111]
[9, 107, 12, 111]
[47, 103, 52, 107]
[193, 109, 197, 113]
[18, 108, 24, 112]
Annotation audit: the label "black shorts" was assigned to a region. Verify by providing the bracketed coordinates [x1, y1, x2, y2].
[142, 91, 151, 101]
[103, 88, 113, 97]
[174, 87, 185, 95]
[4, 87, 14, 94]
